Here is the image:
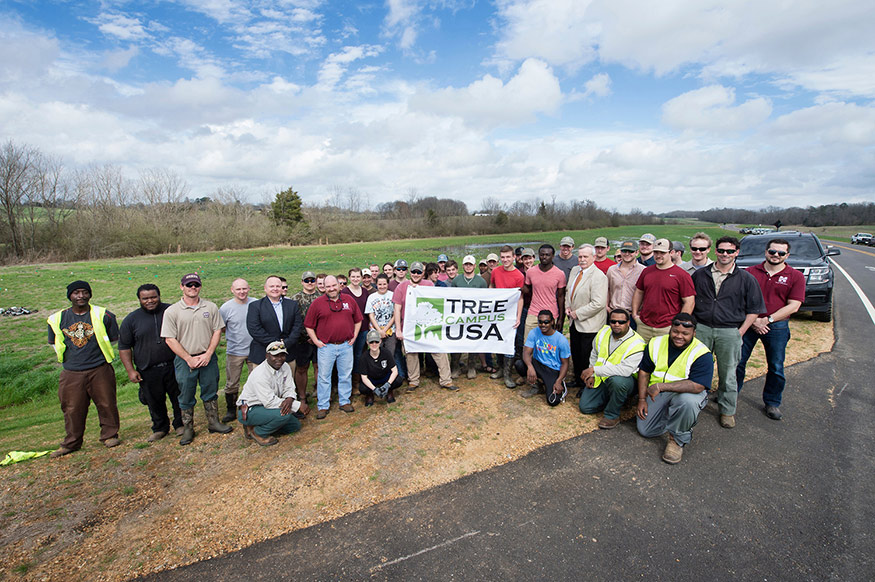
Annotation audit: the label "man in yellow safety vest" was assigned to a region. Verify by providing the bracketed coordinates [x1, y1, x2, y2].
[578, 308, 646, 429]
[47, 280, 121, 457]
[636, 313, 713, 464]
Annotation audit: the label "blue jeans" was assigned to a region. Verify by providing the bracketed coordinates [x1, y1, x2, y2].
[351, 328, 369, 374]
[736, 320, 790, 407]
[394, 341, 407, 379]
[317, 343, 353, 410]
[173, 354, 219, 410]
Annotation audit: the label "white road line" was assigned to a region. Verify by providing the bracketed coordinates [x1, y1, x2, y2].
[370, 530, 481, 572]
[832, 259, 875, 327]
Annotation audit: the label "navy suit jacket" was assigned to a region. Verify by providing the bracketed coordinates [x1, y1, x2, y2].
[246, 297, 303, 364]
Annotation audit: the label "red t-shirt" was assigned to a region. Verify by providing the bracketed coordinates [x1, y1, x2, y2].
[635, 265, 696, 328]
[594, 258, 616, 274]
[491, 266, 525, 289]
[392, 280, 434, 325]
[525, 265, 566, 318]
[303, 294, 363, 343]
[746, 263, 806, 317]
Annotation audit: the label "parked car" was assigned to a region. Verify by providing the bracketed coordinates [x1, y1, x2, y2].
[736, 231, 840, 322]
[851, 232, 872, 244]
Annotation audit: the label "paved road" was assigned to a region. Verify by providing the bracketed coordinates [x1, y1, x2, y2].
[145, 253, 875, 582]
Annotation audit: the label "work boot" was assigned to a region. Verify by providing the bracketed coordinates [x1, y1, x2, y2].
[490, 356, 503, 380]
[204, 400, 233, 434]
[450, 354, 461, 378]
[662, 437, 683, 464]
[221, 392, 237, 424]
[179, 408, 195, 445]
[467, 365, 477, 379]
[502, 357, 517, 389]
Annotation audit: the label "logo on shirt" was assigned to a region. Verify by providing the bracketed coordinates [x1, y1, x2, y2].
[778, 276, 788, 284]
[203, 312, 210, 318]
[62, 321, 94, 348]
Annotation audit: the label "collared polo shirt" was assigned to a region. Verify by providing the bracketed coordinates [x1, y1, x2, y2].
[161, 298, 224, 354]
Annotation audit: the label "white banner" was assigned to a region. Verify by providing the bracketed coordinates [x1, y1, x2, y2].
[402, 287, 521, 353]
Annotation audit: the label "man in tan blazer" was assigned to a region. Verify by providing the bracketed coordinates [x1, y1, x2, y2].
[565, 244, 608, 397]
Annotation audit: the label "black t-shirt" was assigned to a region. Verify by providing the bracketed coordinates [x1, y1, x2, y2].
[639, 341, 713, 388]
[118, 303, 176, 370]
[48, 308, 119, 371]
[358, 347, 396, 381]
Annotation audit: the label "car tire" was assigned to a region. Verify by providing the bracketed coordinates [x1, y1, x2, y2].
[812, 305, 832, 322]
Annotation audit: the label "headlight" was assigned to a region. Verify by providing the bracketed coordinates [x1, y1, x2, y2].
[809, 267, 830, 283]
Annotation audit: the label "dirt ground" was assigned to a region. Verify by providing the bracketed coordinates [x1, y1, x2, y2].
[0, 318, 833, 581]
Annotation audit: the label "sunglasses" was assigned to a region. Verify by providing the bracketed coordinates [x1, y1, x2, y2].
[619, 249, 635, 254]
[609, 319, 629, 325]
[537, 320, 552, 325]
[368, 340, 381, 344]
[303, 278, 316, 283]
[328, 301, 344, 312]
[690, 246, 709, 252]
[671, 319, 695, 328]
[281, 285, 288, 289]
[767, 249, 788, 257]
[185, 282, 201, 288]
[715, 248, 737, 254]
[396, 267, 407, 271]
[410, 270, 423, 275]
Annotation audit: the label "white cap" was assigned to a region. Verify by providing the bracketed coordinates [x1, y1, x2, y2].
[463, 255, 476, 265]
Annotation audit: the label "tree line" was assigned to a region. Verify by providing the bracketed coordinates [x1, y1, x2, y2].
[665, 203, 875, 227]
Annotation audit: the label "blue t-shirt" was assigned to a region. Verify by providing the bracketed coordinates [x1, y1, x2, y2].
[524, 328, 571, 371]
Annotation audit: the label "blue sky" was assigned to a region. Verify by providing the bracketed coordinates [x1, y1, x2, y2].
[2, 0, 873, 213]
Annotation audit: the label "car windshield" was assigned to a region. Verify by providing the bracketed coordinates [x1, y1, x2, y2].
[739, 236, 824, 260]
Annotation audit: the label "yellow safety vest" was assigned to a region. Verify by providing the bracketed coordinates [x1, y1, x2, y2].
[47, 305, 115, 364]
[593, 326, 646, 387]
[646, 334, 709, 386]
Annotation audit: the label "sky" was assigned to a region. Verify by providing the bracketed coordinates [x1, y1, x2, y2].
[2, 0, 874, 213]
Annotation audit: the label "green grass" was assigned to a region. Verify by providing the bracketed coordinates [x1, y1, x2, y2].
[0, 223, 733, 445]
[792, 224, 875, 243]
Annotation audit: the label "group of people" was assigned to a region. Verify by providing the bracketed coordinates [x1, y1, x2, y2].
[47, 231, 805, 464]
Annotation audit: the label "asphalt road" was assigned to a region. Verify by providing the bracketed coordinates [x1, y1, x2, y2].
[144, 250, 875, 582]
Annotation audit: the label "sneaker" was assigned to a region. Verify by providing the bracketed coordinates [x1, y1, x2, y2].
[50, 447, 75, 458]
[719, 414, 736, 429]
[339, 403, 355, 413]
[441, 384, 460, 391]
[489, 370, 502, 380]
[146, 431, 167, 442]
[407, 384, 419, 392]
[316, 409, 329, 420]
[765, 405, 783, 420]
[597, 417, 620, 430]
[451, 368, 461, 379]
[104, 438, 122, 448]
[662, 438, 683, 464]
[467, 367, 477, 379]
[520, 386, 540, 399]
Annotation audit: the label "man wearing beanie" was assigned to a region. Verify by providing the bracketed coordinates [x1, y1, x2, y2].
[47, 281, 121, 457]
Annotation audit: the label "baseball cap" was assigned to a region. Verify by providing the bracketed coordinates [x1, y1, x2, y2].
[394, 259, 408, 268]
[410, 261, 425, 272]
[618, 241, 637, 251]
[366, 329, 381, 343]
[266, 341, 287, 355]
[560, 236, 575, 247]
[301, 270, 316, 280]
[514, 246, 524, 256]
[361, 266, 372, 276]
[463, 255, 476, 265]
[437, 254, 448, 262]
[181, 273, 201, 286]
[486, 253, 499, 262]
[639, 233, 656, 243]
[652, 239, 671, 252]
[594, 237, 609, 248]
[671, 241, 685, 252]
[521, 248, 535, 257]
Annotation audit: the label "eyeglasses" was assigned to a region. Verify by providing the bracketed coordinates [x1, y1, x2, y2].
[671, 319, 695, 328]
[185, 282, 201, 288]
[715, 248, 737, 254]
[690, 246, 709, 252]
[609, 319, 629, 325]
[303, 278, 316, 283]
[410, 270, 423, 275]
[537, 320, 552, 325]
[767, 249, 788, 257]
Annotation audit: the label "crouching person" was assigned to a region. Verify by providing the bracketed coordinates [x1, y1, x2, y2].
[514, 310, 570, 406]
[636, 313, 713, 464]
[359, 330, 404, 406]
[237, 341, 309, 446]
[578, 308, 646, 429]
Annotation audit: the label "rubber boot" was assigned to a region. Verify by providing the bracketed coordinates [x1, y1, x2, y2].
[490, 355, 503, 380]
[179, 408, 195, 446]
[204, 400, 233, 434]
[221, 392, 237, 423]
[502, 357, 517, 389]
[450, 354, 461, 378]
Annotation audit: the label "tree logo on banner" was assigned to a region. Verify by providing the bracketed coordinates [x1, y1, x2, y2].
[413, 298, 445, 340]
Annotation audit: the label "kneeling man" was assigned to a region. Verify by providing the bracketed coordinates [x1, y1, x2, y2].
[237, 341, 309, 446]
[515, 310, 570, 406]
[578, 308, 646, 429]
[636, 313, 713, 464]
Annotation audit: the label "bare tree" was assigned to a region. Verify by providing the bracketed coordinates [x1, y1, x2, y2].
[0, 140, 43, 257]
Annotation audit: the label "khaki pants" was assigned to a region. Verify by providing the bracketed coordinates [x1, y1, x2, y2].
[635, 321, 670, 344]
[224, 354, 255, 395]
[404, 348, 453, 388]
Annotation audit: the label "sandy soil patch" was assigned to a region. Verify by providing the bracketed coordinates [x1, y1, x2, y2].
[0, 318, 833, 581]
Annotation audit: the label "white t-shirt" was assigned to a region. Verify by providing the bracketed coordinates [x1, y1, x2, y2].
[365, 291, 395, 332]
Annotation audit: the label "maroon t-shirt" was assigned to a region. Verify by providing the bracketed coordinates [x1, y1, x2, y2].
[746, 262, 806, 317]
[635, 265, 696, 328]
[341, 286, 372, 329]
[303, 294, 363, 343]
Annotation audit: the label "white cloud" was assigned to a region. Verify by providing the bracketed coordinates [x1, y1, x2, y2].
[317, 45, 383, 90]
[582, 72, 611, 99]
[90, 12, 150, 41]
[409, 58, 562, 128]
[101, 46, 139, 72]
[662, 85, 772, 132]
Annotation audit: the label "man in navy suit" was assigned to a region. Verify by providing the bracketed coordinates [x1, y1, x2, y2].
[247, 275, 303, 367]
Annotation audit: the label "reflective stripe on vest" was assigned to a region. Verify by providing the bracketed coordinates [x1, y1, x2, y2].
[593, 326, 646, 387]
[47, 305, 115, 364]
[647, 334, 709, 386]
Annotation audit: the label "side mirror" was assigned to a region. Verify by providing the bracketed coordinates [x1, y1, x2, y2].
[825, 247, 841, 257]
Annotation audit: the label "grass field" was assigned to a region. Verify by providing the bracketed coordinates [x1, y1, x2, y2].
[793, 224, 875, 243]
[0, 224, 730, 427]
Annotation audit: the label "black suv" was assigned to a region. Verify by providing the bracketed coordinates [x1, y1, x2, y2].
[735, 231, 840, 322]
